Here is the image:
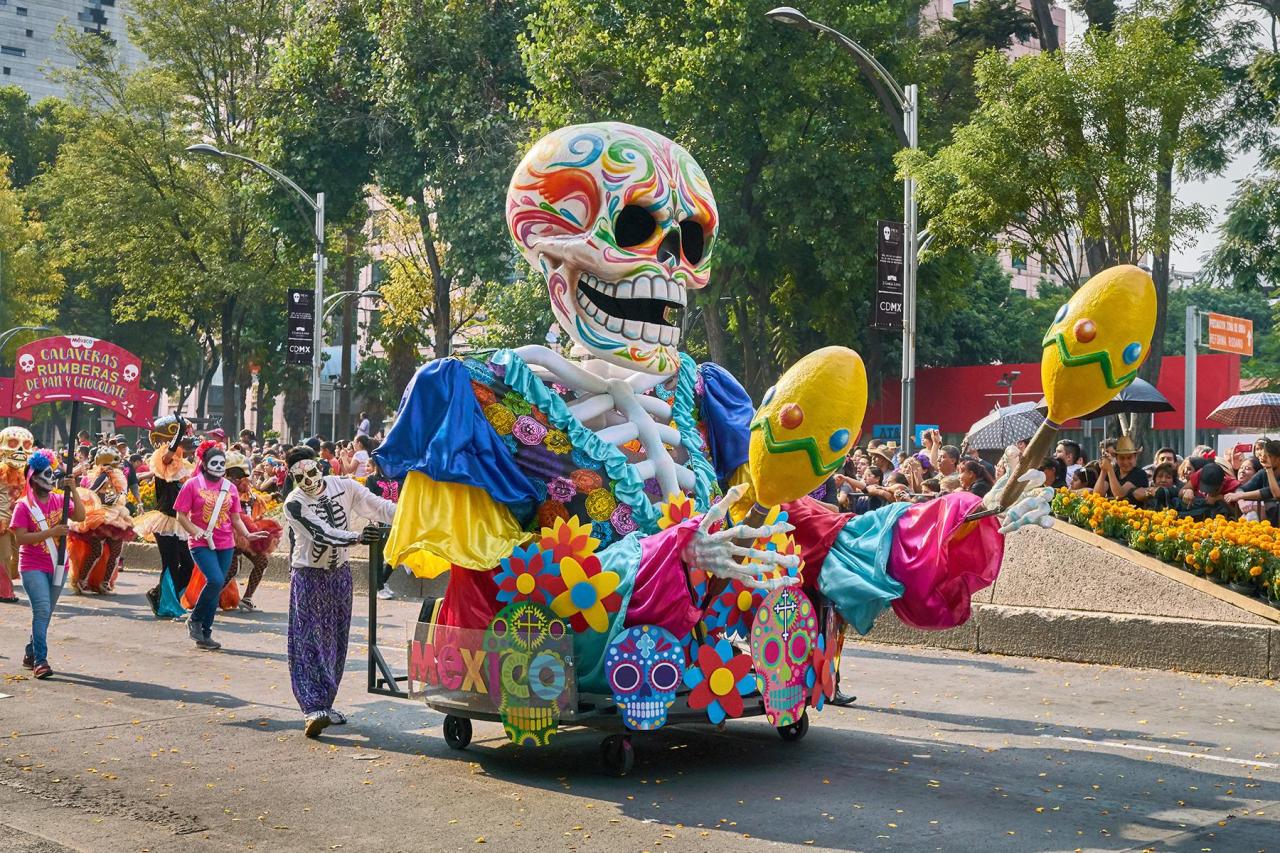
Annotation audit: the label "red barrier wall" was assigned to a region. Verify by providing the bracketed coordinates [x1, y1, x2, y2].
[862, 353, 1241, 437]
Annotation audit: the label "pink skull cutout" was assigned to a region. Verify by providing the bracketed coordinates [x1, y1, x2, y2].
[750, 586, 817, 727]
[506, 122, 719, 376]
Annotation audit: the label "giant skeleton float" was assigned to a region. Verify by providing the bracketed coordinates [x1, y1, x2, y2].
[369, 122, 1158, 774]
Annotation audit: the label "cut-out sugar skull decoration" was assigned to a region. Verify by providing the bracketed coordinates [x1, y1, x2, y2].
[484, 601, 571, 746]
[0, 426, 34, 470]
[16, 353, 34, 373]
[606, 625, 685, 730]
[506, 122, 719, 376]
[751, 586, 817, 727]
[122, 362, 139, 383]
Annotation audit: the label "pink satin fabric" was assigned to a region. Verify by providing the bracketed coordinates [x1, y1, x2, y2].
[625, 519, 703, 638]
[888, 491, 1004, 630]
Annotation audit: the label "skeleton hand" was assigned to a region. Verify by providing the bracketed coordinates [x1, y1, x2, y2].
[996, 469, 1055, 535]
[681, 484, 801, 590]
[359, 524, 389, 545]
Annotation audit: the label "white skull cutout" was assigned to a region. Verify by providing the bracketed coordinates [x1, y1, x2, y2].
[122, 363, 139, 383]
[750, 587, 817, 727]
[506, 122, 719, 376]
[17, 353, 34, 373]
[605, 625, 685, 730]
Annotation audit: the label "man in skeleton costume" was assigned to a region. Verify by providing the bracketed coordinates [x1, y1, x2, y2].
[138, 415, 197, 616]
[283, 447, 396, 738]
[0, 426, 35, 603]
[375, 122, 1049, 704]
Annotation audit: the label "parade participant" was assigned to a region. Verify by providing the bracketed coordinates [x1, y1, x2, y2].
[0, 427, 35, 603]
[138, 417, 197, 616]
[225, 451, 282, 613]
[174, 441, 266, 650]
[69, 446, 136, 594]
[12, 450, 85, 678]
[282, 447, 395, 738]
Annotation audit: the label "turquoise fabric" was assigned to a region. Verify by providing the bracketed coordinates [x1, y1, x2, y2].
[674, 353, 721, 512]
[156, 567, 186, 619]
[572, 532, 641, 694]
[818, 503, 913, 635]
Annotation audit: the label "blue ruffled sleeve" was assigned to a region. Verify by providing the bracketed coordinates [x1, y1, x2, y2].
[697, 362, 753, 488]
[374, 359, 540, 512]
[817, 502, 913, 635]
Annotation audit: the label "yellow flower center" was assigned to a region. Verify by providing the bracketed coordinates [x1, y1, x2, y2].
[709, 667, 735, 697]
[736, 589, 753, 612]
[516, 573, 536, 595]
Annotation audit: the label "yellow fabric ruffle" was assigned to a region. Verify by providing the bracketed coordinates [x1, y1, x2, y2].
[385, 472, 532, 579]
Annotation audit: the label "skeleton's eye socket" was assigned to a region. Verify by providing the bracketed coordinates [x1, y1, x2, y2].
[650, 661, 681, 692]
[610, 662, 641, 694]
[614, 204, 658, 248]
[680, 220, 706, 264]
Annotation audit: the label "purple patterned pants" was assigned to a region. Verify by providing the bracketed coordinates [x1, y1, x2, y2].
[288, 563, 352, 715]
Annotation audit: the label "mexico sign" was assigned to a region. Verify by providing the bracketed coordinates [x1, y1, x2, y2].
[0, 335, 158, 427]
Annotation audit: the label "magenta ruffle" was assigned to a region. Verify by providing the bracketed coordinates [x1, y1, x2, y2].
[888, 492, 1004, 630]
[624, 518, 702, 639]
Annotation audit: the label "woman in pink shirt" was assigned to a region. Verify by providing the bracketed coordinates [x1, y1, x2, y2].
[174, 442, 265, 650]
[12, 451, 85, 679]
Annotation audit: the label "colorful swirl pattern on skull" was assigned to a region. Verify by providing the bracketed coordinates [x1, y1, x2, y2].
[506, 122, 719, 375]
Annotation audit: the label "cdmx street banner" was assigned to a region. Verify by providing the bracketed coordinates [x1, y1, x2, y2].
[0, 335, 158, 427]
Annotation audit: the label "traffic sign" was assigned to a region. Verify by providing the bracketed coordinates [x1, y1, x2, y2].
[287, 288, 315, 366]
[1206, 312, 1253, 356]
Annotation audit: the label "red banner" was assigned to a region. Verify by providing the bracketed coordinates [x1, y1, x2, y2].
[2, 336, 157, 427]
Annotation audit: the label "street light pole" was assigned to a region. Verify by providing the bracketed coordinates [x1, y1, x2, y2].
[184, 144, 326, 437]
[766, 7, 920, 452]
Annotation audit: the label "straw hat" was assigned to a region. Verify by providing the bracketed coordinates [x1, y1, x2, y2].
[868, 447, 894, 470]
[1113, 436, 1142, 456]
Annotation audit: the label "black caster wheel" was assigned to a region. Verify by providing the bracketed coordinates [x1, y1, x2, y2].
[777, 712, 810, 742]
[600, 734, 635, 776]
[443, 714, 472, 750]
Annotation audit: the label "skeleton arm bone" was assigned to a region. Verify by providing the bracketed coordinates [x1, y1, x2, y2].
[514, 345, 610, 395]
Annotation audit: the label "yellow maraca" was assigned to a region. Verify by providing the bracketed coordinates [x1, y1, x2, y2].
[748, 346, 868, 510]
[978, 264, 1157, 516]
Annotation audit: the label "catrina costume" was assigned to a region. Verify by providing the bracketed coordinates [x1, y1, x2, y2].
[69, 447, 136, 594]
[0, 426, 35, 601]
[136, 416, 197, 617]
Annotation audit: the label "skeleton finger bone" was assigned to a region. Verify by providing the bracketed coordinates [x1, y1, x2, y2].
[728, 544, 800, 567]
[708, 522, 795, 543]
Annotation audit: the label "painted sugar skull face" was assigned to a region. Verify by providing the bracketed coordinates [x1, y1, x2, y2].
[750, 587, 817, 727]
[606, 625, 685, 730]
[0, 427, 34, 470]
[506, 122, 719, 376]
[290, 458, 323, 496]
[485, 601, 570, 746]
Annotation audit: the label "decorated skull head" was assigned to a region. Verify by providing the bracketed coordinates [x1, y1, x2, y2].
[750, 586, 817, 727]
[290, 458, 323, 496]
[16, 353, 34, 373]
[0, 426, 34, 470]
[122, 363, 139, 383]
[484, 601, 570, 746]
[605, 625, 685, 730]
[506, 122, 719, 376]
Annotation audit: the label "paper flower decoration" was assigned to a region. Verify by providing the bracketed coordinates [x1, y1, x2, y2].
[550, 556, 621, 633]
[494, 544, 560, 606]
[807, 633, 836, 712]
[683, 637, 756, 724]
[538, 515, 599, 563]
[657, 493, 696, 530]
[705, 582, 764, 642]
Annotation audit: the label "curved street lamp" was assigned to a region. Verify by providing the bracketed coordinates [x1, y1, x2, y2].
[766, 6, 921, 452]
[185, 143, 326, 436]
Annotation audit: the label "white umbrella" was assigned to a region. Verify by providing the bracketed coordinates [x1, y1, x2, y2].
[964, 401, 1046, 451]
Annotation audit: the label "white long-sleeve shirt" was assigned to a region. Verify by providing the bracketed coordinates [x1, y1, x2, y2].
[283, 476, 396, 570]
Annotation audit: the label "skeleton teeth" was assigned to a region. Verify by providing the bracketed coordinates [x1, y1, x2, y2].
[606, 316, 623, 333]
[641, 323, 660, 344]
[623, 319, 643, 339]
[653, 279, 668, 301]
[615, 280, 632, 300]
[675, 285, 686, 306]
[658, 326, 674, 345]
[632, 276, 652, 300]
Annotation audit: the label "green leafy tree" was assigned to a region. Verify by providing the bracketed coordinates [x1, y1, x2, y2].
[1205, 168, 1280, 291]
[0, 87, 64, 187]
[0, 154, 63, 346]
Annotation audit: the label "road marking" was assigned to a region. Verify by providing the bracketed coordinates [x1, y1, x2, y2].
[1054, 736, 1279, 769]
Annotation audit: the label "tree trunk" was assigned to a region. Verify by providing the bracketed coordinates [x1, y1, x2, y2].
[254, 373, 268, 436]
[1029, 0, 1060, 51]
[417, 190, 452, 358]
[339, 231, 356, 439]
[701, 284, 728, 366]
[220, 296, 240, 435]
[386, 335, 418, 416]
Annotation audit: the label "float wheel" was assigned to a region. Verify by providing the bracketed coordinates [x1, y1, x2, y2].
[777, 712, 810, 743]
[443, 715, 472, 750]
[600, 734, 634, 776]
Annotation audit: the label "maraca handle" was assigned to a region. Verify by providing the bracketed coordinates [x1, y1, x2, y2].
[963, 421, 1061, 522]
[700, 502, 770, 609]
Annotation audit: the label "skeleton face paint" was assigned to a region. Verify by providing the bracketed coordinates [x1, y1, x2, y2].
[30, 464, 59, 494]
[290, 459, 324, 497]
[507, 122, 718, 376]
[202, 451, 227, 480]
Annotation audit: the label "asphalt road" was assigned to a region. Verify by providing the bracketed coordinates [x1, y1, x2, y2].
[0, 570, 1276, 853]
